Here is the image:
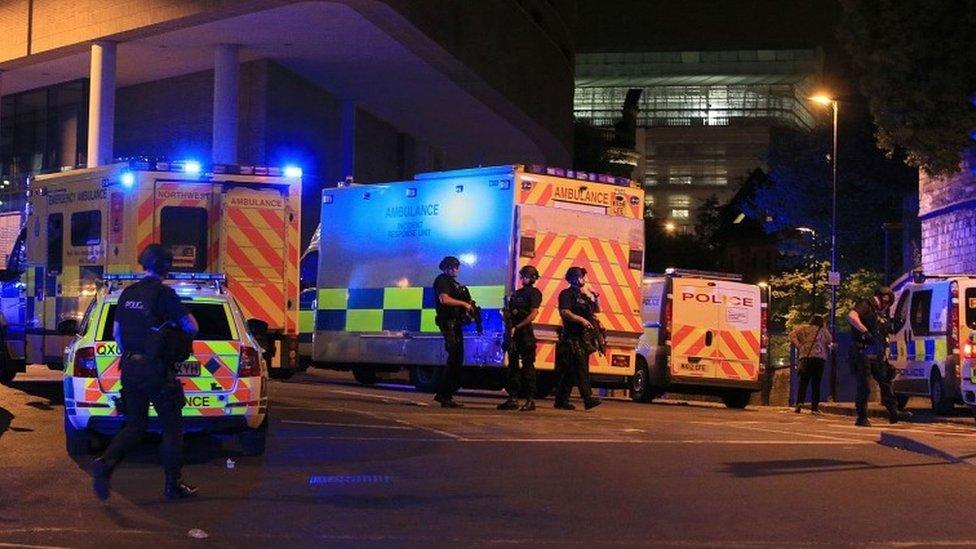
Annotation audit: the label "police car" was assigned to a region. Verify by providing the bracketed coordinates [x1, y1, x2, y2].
[61, 273, 269, 455]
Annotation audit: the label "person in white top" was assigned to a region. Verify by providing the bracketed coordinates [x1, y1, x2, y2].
[789, 315, 832, 414]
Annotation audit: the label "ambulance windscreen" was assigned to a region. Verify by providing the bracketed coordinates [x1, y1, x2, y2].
[966, 288, 976, 329]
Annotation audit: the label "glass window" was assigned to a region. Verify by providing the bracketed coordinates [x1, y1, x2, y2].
[160, 207, 208, 272]
[966, 288, 976, 330]
[910, 290, 933, 335]
[100, 301, 232, 341]
[47, 213, 63, 273]
[670, 209, 690, 219]
[70, 210, 101, 246]
[668, 176, 692, 185]
[668, 195, 692, 208]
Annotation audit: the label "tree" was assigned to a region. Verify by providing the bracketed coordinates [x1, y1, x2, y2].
[838, 1, 976, 175]
[768, 261, 883, 334]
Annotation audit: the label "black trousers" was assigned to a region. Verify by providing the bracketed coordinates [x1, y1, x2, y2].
[553, 338, 593, 403]
[796, 357, 825, 410]
[853, 351, 897, 419]
[436, 322, 464, 400]
[505, 330, 537, 398]
[101, 355, 185, 476]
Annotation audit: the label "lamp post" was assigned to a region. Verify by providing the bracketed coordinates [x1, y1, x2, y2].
[809, 94, 839, 401]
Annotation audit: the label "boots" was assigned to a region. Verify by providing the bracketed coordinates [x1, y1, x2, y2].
[520, 399, 536, 412]
[164, 474, 199, 500]
[497, 397, 519, 410]
[854, 416, 872, 427]
[91, 457, 114, 501]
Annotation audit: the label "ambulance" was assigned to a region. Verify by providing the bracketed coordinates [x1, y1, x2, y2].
[0, 159, 302, 379]
[631, 269, 767, 408]
[308, 165, 645, 394]
[887, 273, 976, 414]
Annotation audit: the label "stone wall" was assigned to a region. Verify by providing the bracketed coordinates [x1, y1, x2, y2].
[919, 156, 976, 274]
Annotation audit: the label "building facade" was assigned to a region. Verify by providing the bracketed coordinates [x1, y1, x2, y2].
[919, 155, 976, 274]
[0, 0, 575, 244]
[575, 49, 823, 233]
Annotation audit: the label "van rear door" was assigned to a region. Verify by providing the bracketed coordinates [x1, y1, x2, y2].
[713, 281, 762, 382]
[669, 278, 722, 379]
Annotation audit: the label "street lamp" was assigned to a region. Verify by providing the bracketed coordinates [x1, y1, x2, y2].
[663, 221, 677, 234]
[809, 93, 839, 401]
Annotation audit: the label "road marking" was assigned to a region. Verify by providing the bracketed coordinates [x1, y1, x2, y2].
[275, 435, 873, 445]
[688, 420, 863, 443]
[0, 543, 71, 549]
[279, 419, 415, 431]
[323, 388, 428, 406]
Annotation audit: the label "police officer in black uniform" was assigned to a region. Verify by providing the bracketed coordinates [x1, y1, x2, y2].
[91, 244, 199, 500]
[553, 266, 602, 411]
[498, 265, 543, 412]
[432, 256, 474, 408]
[848, 286, 898, 427]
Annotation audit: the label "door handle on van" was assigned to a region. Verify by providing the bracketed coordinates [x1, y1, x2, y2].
[705, 331, 713, 347]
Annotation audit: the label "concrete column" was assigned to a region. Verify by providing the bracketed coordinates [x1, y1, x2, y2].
[86, 41, 116, 167]
[212, 44, 239, 165]
[339, 100, 356, 179]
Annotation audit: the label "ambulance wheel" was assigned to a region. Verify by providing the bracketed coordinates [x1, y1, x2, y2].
[630, 360, 656, 403]
[239, 416, 268, 456]
[352, 367, 377, 386]
[411, 365, 441, 393]
[722, 389, 752, 409]
[64, 416, 92, 455]
[895, 394, 910, 411]
[930, 369, 953, 415]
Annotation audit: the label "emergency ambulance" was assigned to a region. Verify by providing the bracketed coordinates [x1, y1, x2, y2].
[887, 273, 976, 414]
[308, 165, 645, 394]
[62, 273, 268, 455]
[631, 269, 767, 408]
[0, 159, 302, 380]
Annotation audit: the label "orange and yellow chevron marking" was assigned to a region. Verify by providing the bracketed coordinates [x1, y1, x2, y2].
[670, 323, 760, 381]
[516, 176, 644, 220]
[136, 188, 156, 261]
[533, 341, 633, 372]
[224, 200, 288, 329]
[522, 231, 642, 334]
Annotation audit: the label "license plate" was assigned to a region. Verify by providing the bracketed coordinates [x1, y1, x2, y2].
[175, 362, 201, 377]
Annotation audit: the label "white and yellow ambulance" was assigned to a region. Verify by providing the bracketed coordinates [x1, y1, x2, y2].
[0, 159, 302, 379]
[632, 269, 767, 408]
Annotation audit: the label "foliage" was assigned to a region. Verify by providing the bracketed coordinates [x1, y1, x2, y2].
[838, 0, 976, 175]
[768, 260, 883, 333]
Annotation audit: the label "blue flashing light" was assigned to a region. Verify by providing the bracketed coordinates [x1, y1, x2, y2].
[284, 165, 303, 179]
[183, 160, 202, 175]
[120, 171, 135, 188]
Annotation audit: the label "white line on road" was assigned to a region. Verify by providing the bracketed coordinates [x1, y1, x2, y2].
[274, 435, 874, 445]
[279, 419, 416, 430]
[322, 388, 429, 406]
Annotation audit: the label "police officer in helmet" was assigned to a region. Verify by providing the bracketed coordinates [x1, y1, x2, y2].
[91, 244, 200, 500]
[553, 266, 602, 410]
[498, 265, 543, 411]
[432, 255, 473, 408]
[848, 285, 899, 427]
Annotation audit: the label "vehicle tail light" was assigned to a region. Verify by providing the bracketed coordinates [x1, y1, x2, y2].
[949, 282, 960, 357]
[963, 342, 976, 359]
[73, 347, 97, 378]
[239, 346, 262, 377]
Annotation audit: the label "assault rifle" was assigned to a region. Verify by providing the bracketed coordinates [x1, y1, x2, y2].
[583, 314, 607, 356]
[458, 285, 484, 335]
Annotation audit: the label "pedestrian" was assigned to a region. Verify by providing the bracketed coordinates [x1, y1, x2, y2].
[91, 244, 200, 500]
[432, 255, 474, 408]
[789, 314, 832, 415]
[498, 265, 543, 412]
[847, 286, 899, 427]
[553, 266, 602, 411]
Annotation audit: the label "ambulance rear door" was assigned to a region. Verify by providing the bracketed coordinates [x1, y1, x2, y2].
[668, 278, 722, 379]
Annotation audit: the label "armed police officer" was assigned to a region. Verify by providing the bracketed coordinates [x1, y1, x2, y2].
[433, 255, 475, 408]
[91, 244, 199, 500]
[553, 266, 603, 411]
[848, 286, 899, 427]
[498, 265, 543, 412]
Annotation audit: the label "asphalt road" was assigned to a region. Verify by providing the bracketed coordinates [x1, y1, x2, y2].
[3, 366, 976, 548]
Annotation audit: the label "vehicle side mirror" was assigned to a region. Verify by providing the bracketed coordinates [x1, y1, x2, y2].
[246, 318, 269, 337]
[57, 319, 79, 336]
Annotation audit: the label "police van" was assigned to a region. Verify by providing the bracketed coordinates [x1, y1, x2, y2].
[888, 273, 976, 414]
[631, 269, 767, 409]
[61, 273, 268, 455]
[0, 159, 302, 383]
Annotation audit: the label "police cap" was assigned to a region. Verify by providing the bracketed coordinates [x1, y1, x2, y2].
[139, 244, 174, 275]
[518, 265, 539, 281]
[565, 266, 587, 282]
[439, 256, 461, 270]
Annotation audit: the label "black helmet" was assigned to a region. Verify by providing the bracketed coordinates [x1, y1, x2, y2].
[565, 266, 587, 282]
[138, 244, 174, 275]
[518, 265, 539, 281]
[439, 256, 461, 270]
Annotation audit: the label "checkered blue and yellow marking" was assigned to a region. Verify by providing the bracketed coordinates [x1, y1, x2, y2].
[315, 285, 505, 333]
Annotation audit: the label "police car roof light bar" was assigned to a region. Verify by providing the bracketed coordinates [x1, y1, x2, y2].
[663, 268, 744, 282]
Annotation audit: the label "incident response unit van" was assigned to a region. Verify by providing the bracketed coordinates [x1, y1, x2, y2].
[888, 273, 976, 414]
[0, 159, 302, 381]
[306, 164, 645, 394]
[631, 269, 767, 409]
